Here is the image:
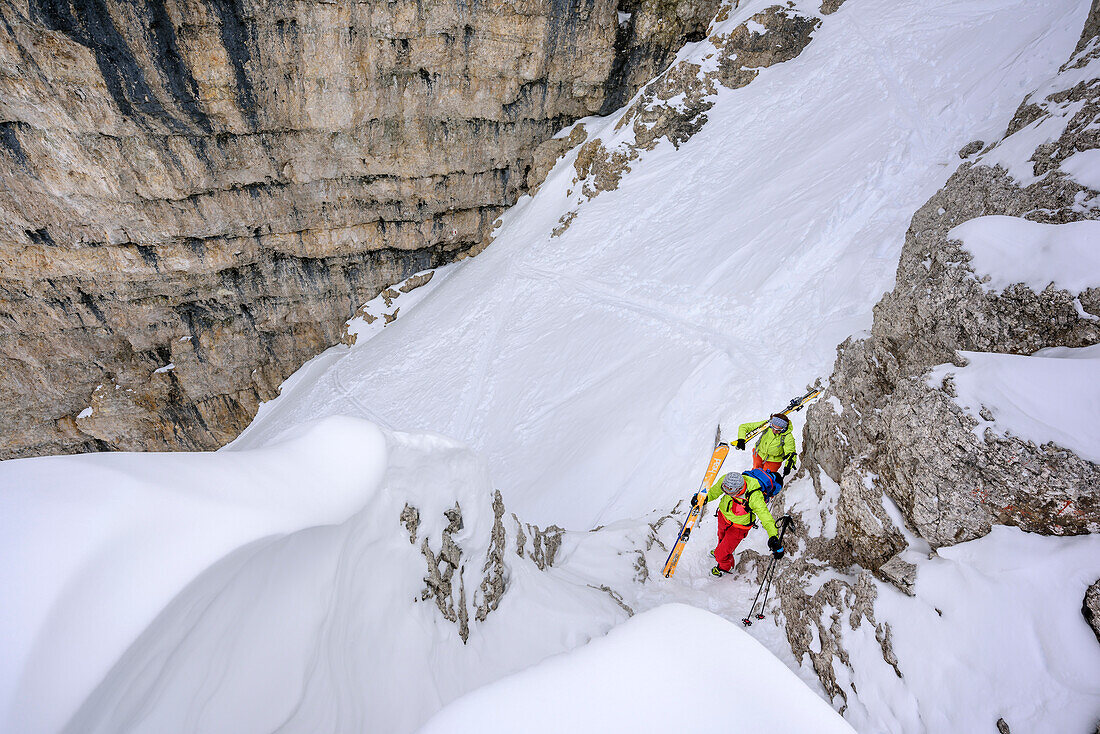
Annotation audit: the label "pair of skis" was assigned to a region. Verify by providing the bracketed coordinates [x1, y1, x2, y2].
[660, 387, 821, 579]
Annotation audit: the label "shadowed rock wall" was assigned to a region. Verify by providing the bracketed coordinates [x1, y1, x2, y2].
[0, 0, 718, 457]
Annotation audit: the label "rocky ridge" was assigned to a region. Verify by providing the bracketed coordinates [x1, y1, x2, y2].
[0, 0, 720, 458]
[761, 0, 1100, 711]
[802, 0, 1100, 571]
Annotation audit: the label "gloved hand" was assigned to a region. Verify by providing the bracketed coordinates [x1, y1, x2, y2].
[736, 439, 745, 450]
[768, 535, 784, 559]
[688, 493, 700, 506]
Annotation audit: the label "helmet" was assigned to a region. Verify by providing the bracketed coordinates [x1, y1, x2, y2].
[769, 414, 790, 432]
[721, 473, 745, 495]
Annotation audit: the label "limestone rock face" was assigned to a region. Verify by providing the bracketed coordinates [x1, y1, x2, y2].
[803, 0, 1100, 572]
[0, 0, 718, 458]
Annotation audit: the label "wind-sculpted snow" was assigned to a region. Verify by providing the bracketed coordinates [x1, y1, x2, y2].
[419, 604, 856, 734]
[0, 419, 632, 734]
[0, 417, 387, 734]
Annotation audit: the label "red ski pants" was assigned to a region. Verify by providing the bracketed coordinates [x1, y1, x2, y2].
[714, 513, 752, 572]
[753, 449, 782, 472]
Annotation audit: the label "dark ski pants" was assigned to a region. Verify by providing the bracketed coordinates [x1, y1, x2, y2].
[714, 513, 752, 572]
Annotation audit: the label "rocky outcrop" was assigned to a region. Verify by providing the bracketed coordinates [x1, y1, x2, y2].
[511, 512, 565, 569]
[778, 564, 901, 709]
[802, 1, 1100, 572]
[553, 4, 820, 235]
[406, 488, 574, 641]
[1085, 579, 1100, 647]
[755, 3, 1100, 707]
[0, 0, 719, 458]
[405, 493, 501, 642]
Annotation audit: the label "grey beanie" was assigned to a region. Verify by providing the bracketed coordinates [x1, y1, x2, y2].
[722, 473, 745, 494]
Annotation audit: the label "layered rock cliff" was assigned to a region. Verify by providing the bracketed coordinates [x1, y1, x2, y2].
[0, 0, 719, 458]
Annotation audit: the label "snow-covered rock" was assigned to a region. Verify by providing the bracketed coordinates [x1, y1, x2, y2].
[805, 0, 1100, 558]
[788, 2, 1100, 727]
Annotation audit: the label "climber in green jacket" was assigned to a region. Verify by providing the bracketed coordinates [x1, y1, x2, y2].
[736, 413, 798, 476]
[704, 471, 784, 576]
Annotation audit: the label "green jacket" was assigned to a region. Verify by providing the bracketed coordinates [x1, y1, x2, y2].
[706, 472, 778, 537]
[738, 419, 797, 466]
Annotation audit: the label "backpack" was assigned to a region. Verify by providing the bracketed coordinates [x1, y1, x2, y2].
[743, 468, 783, 501]
[729, 469, 784, 520]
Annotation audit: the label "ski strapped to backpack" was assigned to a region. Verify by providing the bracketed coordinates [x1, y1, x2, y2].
[739, 386, 823, 446]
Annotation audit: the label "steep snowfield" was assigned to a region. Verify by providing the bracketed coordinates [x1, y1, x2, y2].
[2, 0, 1097, 732]
[230, 0, 1089, 532]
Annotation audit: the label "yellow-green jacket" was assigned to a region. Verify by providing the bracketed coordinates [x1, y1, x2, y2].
[738, 419, 797, 466]
[705, 473, 779, 537]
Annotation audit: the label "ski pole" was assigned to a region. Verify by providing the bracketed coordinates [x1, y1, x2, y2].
[755, 558, 780, 621]
[742, 556, 775, 626]
[742, 515, 793, 626]
[756, 516, 793, 619]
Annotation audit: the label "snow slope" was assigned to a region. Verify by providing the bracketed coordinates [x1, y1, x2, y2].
[1, 0, 1096, 732]
[1, 419, 634, 734]
[230, 0, 1091, 533]
[419, 603, 856, 734]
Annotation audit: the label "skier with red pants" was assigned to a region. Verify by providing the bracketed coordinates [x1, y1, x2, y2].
[736, 413, 798, 476]
[702, 471, 784, 577]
